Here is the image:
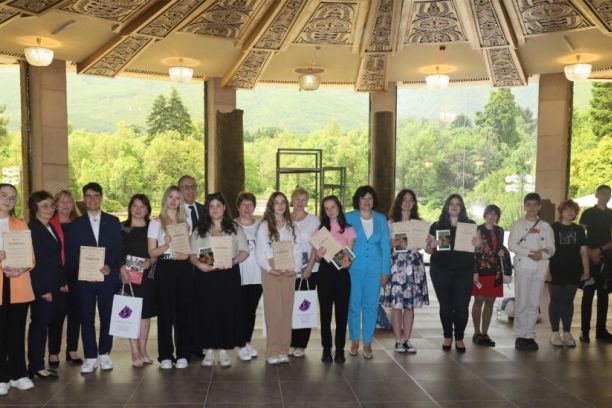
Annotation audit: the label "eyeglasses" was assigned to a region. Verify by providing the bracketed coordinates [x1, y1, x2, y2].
[0, 194, 17, 203]
[181, 184, 197, 191]
[38, 203, 56, 210]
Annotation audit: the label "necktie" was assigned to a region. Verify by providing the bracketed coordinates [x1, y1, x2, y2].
[189, 205, 198, 232]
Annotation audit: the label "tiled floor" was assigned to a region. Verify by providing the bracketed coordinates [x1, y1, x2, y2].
[3, 275, 612, 407]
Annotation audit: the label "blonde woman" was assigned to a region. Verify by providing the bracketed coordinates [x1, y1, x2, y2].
[148, 186, 192, 369]
[255, 192, 302, 365]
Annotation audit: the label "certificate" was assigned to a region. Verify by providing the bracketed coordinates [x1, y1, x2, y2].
[167, 223, 191, 254]
[210, 235, 232, 269]
[391, 222, 410, 252]
[407, 219, 430, 250]
[436, 230, 451, 251]
[78, 246, 105, 282]
[2, 230, 33, 268]
[309, 227, 342, 263]
[271, 240, 295, 271]
[454, 222, 478, 253]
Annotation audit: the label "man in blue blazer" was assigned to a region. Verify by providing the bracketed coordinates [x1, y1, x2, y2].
[66, 182, 122, 374]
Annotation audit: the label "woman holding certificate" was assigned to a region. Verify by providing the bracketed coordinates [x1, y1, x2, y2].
[289, 187, 320, 358]
[27, 191, 64, 380]
[426, 194, 479, 352]
[48, 190, 82, 367]
[345, 186, 390, 359]
[255, 192, 302, 365]
[382, 189, 429, 354]
[190, 193, 249, 367]
[0, 183, 35, 395]
[120, 194, 155, 367]
[148, 186, 192, 370]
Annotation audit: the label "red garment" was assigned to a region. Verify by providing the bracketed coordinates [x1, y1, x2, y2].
[49, 214, 65, 265]
[472, 275, 503, 297]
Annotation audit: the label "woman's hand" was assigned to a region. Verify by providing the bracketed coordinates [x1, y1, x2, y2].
[41, 292, 53, 302]
[59, 284, 69, 293]
[341, 257, 351, 269]
[302, 269, 312, 279]
[268, 269, 282, 277]
[143, 259, 152, 270]
[497, 249, 505, 257]
[471, 235, 482, 248]
[473, 273, 481, 289]
[3, 267, 28, 277]
[284, 269, 296, 278]
[391, 238, 403, 248]
[380, 274, 389, 286]
[101, 265, 111, 276]
[119, 265, 130, 284]
[315, 246, 326, 260]
[198, 263, 215, 272]
[580, 270, 590, 281]
[0, 250, 5, 261]
[528, 250, 543, 261]
[163, 233, 172, 247]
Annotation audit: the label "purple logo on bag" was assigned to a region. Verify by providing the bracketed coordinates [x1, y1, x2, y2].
[119, 306, 133, 319]
[299, 299, 311, 312]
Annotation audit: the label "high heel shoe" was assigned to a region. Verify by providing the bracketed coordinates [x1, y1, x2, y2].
[48, 355, 60, 368]
[455, 340, 466, 353]
[29, 369, 59, 381]
[66, 352, 83, 365]
[442, 338, 452, 351]
[349, 341, 359, 356]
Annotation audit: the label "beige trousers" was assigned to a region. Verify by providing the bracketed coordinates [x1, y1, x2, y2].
[261, 270, 295, 358]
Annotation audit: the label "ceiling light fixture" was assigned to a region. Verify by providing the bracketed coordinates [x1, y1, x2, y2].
[24, 37, 54, 67]
[296, 46, 324, 91]
[169, 58, 193, 83]
[426, 66, 449, 91]
[564, 54, 591, 81]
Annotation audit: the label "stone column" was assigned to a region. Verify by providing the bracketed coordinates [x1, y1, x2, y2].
[535, 73, 572, 222]
[369, 82, 397, 215]
[20, 60, 69, 201]
[205, 78, 242, 207]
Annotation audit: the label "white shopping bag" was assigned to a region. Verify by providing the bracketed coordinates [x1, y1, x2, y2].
[109, 284, 142, 339]
[292, 279, 318, 329]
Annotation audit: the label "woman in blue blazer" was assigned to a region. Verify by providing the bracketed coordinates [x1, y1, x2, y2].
[345, 186, 390, 359]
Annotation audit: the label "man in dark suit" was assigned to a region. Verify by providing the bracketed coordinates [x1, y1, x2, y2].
[67, 182, 122, 374]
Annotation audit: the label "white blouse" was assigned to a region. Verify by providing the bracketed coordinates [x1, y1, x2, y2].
[294, 214, 320, 274]
[236, 219, 261, 285]
[255, 220, 302, 273]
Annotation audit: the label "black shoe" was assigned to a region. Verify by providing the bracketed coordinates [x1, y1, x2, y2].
[515, 337, 529, 350]
[480, 334, 496, 347]
[29, 369, 59, 380]
[66, 352, 83, 365]
[48, 358, 60, 368]
[579, 333, 590, 343]
[472, 333, 482, 344]
[595, 330, 612, 342]
[333, 350, 345, 364]
[526, 338, 539, 351]
[321, 349, 333, 363]
[455, 341, 466, 353]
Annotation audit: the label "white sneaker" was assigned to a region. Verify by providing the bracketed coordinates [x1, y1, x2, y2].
[201, 349, 214, 367]
[266, 356, 281, 365]
[80, 358, 98, 374]
[563, 332, 576, 347]
[246, 343, 258, 358]
[174, 358, 188, 369]
[550, 332, 563, 347]
[0, 382, 8, 395]
[218, 350, 231, 367]
[403, 340, 417, 354]
[279, 354, 289, 364]
[8, 377, 34, 391]
[292, 348, 305, 357]
[99, 354, 113, 370]
[159, 359, 173, 369]
[288, 347, 295, 356]
[239, 346, 252, 361]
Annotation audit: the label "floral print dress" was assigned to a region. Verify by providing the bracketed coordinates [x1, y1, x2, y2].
[381, 249, 429, 310]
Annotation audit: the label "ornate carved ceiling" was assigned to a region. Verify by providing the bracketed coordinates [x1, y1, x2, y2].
[0, 0, 611, 89]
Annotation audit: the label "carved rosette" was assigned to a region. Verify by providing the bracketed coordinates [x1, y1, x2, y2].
[225, 49, 272, 88]
[582, 0, 612, 32]
[254, 0, 307, 50]
[510, 0, 592, 36]
[61, 0, 149, 22]
[181, 0, 259, 39]
[470, 0, 509, 48]
[83, 35, 152, 77]
[138, 0, 206, 39]
[5, 0, 63, 14]
[366, 0, 394, 53]
[294, 2, 356, 45]
[355, 53, 387, 92]
[405, 0, 467, 44]
[485, 47, 526, 87]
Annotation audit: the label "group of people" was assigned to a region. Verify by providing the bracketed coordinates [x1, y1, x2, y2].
[0, 176, 610, 396]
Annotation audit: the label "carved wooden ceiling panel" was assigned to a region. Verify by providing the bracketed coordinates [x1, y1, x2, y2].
[4, 0, 63, 14]
[469, 0, 510, 48]
[180, 0, 261, 39]
[355, 53, 387, 91]
[224, 49, 272, 88]
[509, 0, 592, 36]
[254, 0, 307, 50]
[485, 47, 526, 87]
[61, 0, 149, 23]
[294, 2, 358, 45]
[81, 35, 152, 76]
[0, 8, 18, 25]
[404, 0, 468, 44]
[365, 0, 395, 53]
[138, 0, 206, 39]
[581, 0, 612, 32]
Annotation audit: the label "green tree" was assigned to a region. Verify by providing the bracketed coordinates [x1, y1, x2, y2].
[146, 94, 168, 137]
[0, 104, 8, 140]
[475, 88, 520, 148]
[146, 89, 193, 138]
[590, 82, 612, 139]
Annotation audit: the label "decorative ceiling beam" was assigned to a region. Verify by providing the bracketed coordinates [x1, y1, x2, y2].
[136, 0, 209, 39]
[354, 52, 389, 92]
[242, 0, 289, 51]
[360, 0, 401, 54]
[571, 0, 612, 35]
[0, 8, 19, 26]
[399, 0, 469, 47]
[468, 0, 516, 49]
[222, 48, 273, 88]
[1, 0, 68, 16]
[61, 0, 153, 23]
[484, 46, 527, 87]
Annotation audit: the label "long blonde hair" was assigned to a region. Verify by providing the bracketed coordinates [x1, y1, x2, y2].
[158, 185, 187, 233]
[53, 189, 80, 220]
[262, 191, 295, 243]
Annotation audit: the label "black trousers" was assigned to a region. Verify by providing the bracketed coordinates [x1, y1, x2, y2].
[549, 284, 578, 332]
[48, 284, 81, 355]
[581, 263, 609, 334]
[0, 275, 29, 382]
[242, 284, 262, 343]
[28, 296, 54, 372]
[155, 259, 193, 362]
[317, 261, 350, 351]
[291, 275, 318, 349]
[430, 265, 473, 341]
